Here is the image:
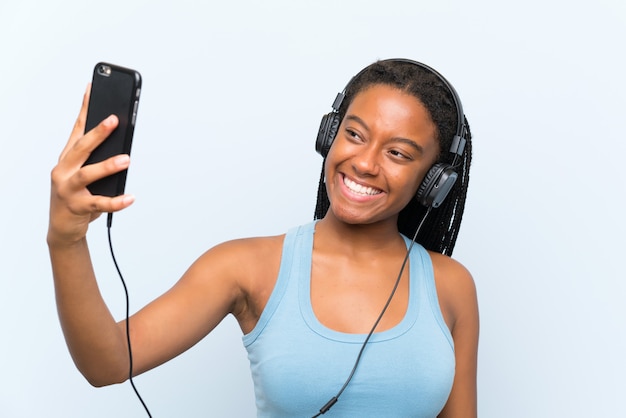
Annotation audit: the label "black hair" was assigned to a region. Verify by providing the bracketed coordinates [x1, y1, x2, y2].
[313, 59, 473, 256]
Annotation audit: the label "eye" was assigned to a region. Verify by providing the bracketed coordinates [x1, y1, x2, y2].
[388, 149, 413, 161]
[345, 128, 363, 142]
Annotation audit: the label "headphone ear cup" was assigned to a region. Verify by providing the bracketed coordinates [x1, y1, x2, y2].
[315, 112, 341, 157]
[416, 163, 459, 208]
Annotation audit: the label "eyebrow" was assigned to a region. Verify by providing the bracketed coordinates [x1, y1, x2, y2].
[344, 114, 425, 154]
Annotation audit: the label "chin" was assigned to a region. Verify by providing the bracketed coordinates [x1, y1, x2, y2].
[327, 204, 395, 228]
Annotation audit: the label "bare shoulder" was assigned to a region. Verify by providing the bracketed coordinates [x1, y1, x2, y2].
[427, 251, 478, 333]
[428, 251, 475, 294]
[192, 234, 286, 332]
[201, 234, 285, 267]
[192, 234, 285, 293]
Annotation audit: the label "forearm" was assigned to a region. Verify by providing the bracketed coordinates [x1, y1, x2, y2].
[47, 88, 141, 386]
[48, 237, 129, 386]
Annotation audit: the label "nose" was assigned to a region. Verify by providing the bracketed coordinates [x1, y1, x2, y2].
[351, 142, 381, 176]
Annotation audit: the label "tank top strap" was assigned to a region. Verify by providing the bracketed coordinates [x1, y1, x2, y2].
[402, 235, 454, 350]
[242, 223, 310, 346]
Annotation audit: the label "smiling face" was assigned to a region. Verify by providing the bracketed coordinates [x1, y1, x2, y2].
[323, 84, 440, 228]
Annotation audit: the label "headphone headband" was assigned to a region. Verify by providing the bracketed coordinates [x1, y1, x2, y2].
[330, 59, 467, 160]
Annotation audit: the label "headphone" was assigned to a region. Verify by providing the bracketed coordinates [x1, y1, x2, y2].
[315, 59, 467, 209]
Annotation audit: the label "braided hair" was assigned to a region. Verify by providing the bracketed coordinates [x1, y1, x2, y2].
[313, 59, 473, 256]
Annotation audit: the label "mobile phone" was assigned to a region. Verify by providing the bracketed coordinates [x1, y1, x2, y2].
[83, 62, 142, 197]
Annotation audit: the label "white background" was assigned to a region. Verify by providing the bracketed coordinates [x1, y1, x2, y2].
[1, 0, 625, 417]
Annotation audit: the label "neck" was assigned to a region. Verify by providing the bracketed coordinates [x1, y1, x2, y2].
[315, 212, 405, 254]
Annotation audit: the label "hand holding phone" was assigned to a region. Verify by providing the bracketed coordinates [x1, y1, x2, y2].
[83, 62, 142, 197]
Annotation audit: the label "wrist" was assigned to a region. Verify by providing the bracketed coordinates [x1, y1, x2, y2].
[46, 224, 88, 249]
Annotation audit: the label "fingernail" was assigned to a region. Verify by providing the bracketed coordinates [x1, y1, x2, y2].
[104, 115, 117, 126]
[115, 154, 130, 166]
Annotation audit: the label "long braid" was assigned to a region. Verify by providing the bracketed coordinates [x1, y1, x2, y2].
[400, 118, 472, 255]
[314, 164, 329, 220]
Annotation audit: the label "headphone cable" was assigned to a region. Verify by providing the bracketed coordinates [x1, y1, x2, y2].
[312, 207, 433, 417]
[107, 213, 153, 417]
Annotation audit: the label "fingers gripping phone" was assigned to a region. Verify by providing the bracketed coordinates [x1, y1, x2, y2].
[84, 62, 142, 197]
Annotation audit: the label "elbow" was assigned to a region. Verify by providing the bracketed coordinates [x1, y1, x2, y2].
[84, 372, 127, 388]
[77, 362, 128, 388]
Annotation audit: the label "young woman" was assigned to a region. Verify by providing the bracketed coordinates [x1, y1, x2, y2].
[48, 59, 478, 417]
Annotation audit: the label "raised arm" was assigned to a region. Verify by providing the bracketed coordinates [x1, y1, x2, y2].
[48, 87, 138, 385]
[47, 88, 248, 386]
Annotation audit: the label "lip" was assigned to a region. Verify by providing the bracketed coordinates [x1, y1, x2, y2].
[339, 173, 384, 202]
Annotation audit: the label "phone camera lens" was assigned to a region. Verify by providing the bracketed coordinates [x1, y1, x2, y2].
[98, 65, 111, 76]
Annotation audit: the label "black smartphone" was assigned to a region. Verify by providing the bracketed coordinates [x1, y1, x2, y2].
[83, 62, 142, 197]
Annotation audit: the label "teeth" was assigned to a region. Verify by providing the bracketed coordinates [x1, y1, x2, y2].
[343, 177, 381, 196]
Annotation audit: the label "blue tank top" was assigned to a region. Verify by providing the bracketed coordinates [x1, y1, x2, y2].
[243, 222, 455, 417]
